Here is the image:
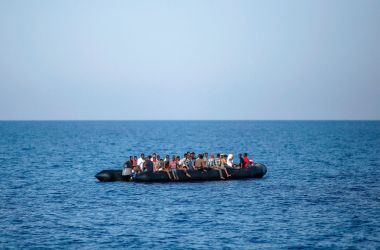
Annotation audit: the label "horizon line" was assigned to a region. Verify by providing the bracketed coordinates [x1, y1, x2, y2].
[0, 119, 379, 122]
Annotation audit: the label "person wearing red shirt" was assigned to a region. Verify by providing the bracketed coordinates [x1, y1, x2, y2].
[132, 156, 138, 170]
[243, 153, 254, 168]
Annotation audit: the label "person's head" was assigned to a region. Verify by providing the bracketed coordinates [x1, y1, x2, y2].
[166, 155, 170, 160]
[184, 153, 187, 158]
[217, 153, 220, 158]
[191, 152, 195, 157]
[199, 154, 204, 159]
[204, 152, 208, 158]
[134, 156, 138, 160]
[238, 153, 242, 158]
[172, 155, 176, 160]
[210, 154, 215, 159]
[228, 154, 233, 160]
[157, 155, 160, 160]
[153, 155, 157, 161]
[129, 156, 133, 160]
[176, 156, 180, 161]
[152, 153, 156, 158]
[244, 153, 248, 157]
[145, 156, 150, 161]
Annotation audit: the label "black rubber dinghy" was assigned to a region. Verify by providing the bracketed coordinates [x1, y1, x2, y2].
[95, 163, 267, 182]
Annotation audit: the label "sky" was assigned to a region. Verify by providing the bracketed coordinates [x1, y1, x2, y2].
[0, 0, 379, 120]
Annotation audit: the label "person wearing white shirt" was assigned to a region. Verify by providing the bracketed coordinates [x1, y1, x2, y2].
[227, 154, 234, 167]
[178, 153, 187, 167]
[137, 153, 145, 172]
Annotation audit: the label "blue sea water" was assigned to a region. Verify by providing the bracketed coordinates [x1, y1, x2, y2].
[0, 121, 379, 249]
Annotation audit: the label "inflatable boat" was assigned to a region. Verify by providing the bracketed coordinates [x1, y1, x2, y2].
[95, 163, 267, 182]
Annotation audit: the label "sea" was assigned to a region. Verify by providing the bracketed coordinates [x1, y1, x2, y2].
[0, 121, 379, 249]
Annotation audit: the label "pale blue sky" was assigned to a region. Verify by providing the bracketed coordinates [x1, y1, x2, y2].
[0, 0, 379, 120]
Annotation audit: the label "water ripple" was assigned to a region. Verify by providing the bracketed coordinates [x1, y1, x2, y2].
[0, 121, 379, 249]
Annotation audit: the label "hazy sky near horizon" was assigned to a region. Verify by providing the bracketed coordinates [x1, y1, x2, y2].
[0, 0, 379, 120]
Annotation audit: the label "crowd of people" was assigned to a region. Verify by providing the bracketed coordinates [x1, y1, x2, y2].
[122, 152, 255, 180]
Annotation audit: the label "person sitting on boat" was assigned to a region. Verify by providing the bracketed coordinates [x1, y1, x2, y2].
[185, 153, 195, 171]
[137, 154, 145, 172]
[238, 153, 244, 168]
[152, 155, 159, 172]
[164, 155, 170, 167]
[194, 154, 207, 171]
[133, 155, 138, 170]
[132, 156, 140, 174]
[157, 154, 162, 165]
[220, 154, 227, 166]
[158, 155, 167, 172]
[176, 155, 191, 178]
[158, 156, 166, 171]
[164, 159, 170, 171]
[158, 156, 173, 180]
[151, 153, 157, 161]
[169, 155, 179, 180]
[207, 154, 227, 180]
[226, 154, 234, 168]
[227, 154, 240, 169]
[179, 153, 187, 167]
[217, 154, 231, 178]
[207, 154, 216, 167]
[215, 153, 221, 166]
[152, 154, 157, 164]
[122, 156, 133, 176]
[204, 152, 209, 163]
[144, 156, 154, 172]
[243, 153, 254, 168]
[190, 152, 196, 160]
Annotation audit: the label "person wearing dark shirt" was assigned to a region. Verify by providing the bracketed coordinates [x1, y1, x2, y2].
[190, 152, 196, 160]
[186, 154, 195, 171]
[239, 153, 244, 168]
[144, 156, 154, 172]
[122, 156, 133, 176]
[164, 155, 170, 167]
